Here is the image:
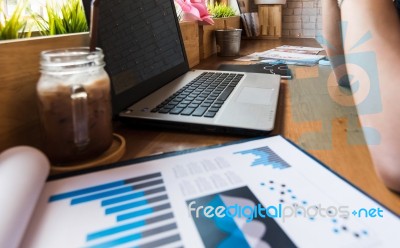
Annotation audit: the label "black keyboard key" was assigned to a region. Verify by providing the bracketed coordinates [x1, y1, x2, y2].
[181, 107, 196, 115]
[204, 111, 217, 118]
[209, 107, 220, 112]
[192, 107, 208, 116]
[217, 86, 235, 101]
[158, 108, 171, 113]
[201, 102, 211, 107]
[177, 103, 189, 108]
[188, 103, 199, 108]
[212, 103, 222, 108]
[165, 104, 176, 109]
[170, 107, 184, 114]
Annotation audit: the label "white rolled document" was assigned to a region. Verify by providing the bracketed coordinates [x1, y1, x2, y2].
[0, 146, 49, 248]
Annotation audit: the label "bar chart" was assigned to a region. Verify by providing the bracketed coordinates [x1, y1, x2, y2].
[48, 172, 181, 248]
[234, 146, 291, 170]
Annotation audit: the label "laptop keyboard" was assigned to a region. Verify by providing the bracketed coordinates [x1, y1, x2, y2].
[151, 72, 243, 118]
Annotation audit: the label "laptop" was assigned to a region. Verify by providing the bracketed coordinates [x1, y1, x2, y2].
[83, 0, 280, 136]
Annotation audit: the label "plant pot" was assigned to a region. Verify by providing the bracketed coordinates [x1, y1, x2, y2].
[198, 16, 241, 59]
[215, 29, 242, 56]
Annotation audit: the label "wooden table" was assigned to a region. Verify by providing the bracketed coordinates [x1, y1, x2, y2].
[115, 38, 400, 215]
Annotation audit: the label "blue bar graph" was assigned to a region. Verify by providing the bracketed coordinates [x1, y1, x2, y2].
[49, 172, 162, 202]
[87, 223, 178, 248]
[117, 203, 171, 221]
[71, 187, 133, 205]
[117, 203, 171, 222]
[87, 220, 146, 241]
[88, 233, 143, 248]
[71, 179, 164, 205]
[106, 199, 149, 215]
[87, 212, 174, 241]
[117, 207, 154, 222]
[47, 172, 181, 247]
[234, 146, 291, 170]
[105, 195, 168, 215]
[49, 181, 125, 202]
[101, 187, 166, 206]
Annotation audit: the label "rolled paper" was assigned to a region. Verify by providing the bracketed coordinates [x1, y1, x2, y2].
[0, 146, 50, 248]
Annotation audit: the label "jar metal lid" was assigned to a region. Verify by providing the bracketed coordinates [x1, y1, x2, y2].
[40, 47, 105, 74]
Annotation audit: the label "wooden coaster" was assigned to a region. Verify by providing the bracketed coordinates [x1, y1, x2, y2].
[51, 133, 126, 174]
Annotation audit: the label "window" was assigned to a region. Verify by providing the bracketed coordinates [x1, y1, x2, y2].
[3, 0, 44, 16]
[2, 0, 67, 17]
[1, 0, 88, 34]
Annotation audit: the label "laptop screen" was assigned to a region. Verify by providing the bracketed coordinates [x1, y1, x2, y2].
[83, 0, 190, 114]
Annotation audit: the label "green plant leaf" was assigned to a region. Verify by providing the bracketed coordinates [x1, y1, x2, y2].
[0, 0, 31, 40]
[208, 3, 237, 18]
[32, 0, 88, 36]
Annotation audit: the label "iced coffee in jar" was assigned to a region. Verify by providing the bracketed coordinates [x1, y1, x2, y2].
[37, 47, 113, 164]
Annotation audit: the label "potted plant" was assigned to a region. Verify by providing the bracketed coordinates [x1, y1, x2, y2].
[0, 0, 31, 40]
[33, 0, 88, 35]
[199, 2, 240, 59]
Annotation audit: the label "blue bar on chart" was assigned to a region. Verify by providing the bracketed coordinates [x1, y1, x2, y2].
[71, 179, 164, 205]
[47, 172, 182, 248]
[137, 234, 181, 248]
[117, 203, 172, 222]
[101, 186, 166, 206]
[48, 172, 162, 202]
[87, 223, 179, 248]
[105, 194, 169, 215]
[87, 212, 174, 241]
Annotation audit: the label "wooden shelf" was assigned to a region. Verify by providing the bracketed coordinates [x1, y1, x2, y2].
[258, 4, 282, 38]
[243, 4, 282, 40]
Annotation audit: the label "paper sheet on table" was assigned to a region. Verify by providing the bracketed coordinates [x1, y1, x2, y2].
[0, 147, 49, 248]
[20, 136, 400, 248]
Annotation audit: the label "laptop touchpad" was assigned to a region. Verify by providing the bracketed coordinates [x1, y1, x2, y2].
[236, 87, 274, 105]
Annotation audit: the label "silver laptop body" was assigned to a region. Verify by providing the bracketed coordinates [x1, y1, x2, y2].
[121, 70, 280, 135]
[88, 0, 280, 135]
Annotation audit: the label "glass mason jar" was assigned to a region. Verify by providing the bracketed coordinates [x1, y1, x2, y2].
[37, 47, 113, 164]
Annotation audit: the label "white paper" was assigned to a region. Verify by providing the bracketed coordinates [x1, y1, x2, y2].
[0, 147, 49, 248]
[235, 46, 325, 65]
[273, 45, 325, 54]
[21, 136, 399, 248]
[257, 50, 325, 63]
